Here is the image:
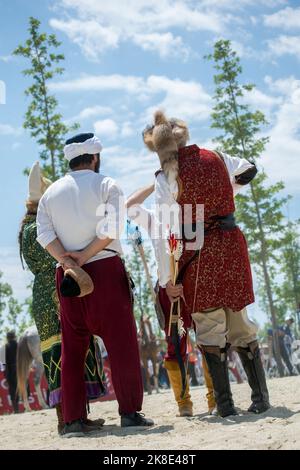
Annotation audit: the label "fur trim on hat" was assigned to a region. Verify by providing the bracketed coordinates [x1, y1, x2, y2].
[143, 110, 190, 183]
[153, 110, 179, 183]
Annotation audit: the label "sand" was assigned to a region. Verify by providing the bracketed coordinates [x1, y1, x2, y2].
[0, 376, 299, 450]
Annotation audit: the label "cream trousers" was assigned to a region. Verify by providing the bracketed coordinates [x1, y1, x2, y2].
[192, 307, 258, 349]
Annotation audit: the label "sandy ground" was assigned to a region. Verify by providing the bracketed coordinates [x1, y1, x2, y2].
[0, 377, 299, 450]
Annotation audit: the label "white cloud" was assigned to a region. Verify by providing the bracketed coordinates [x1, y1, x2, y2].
[243, 87, 282, 115]
[0, 124, 22, 136]
[67, 105, 112, 122]
[49, 18, 119, 60]
[52, 73, 212, 124]
[121, 122, 134, 138]
[94, 119, 118, 139]
[143, 75, 211, 123]
[267, 35, 300, 60]
[0, 80, 6, 105]
[264, 6, 300, 29]
[265, 75, 299, 95]
[51, 74, 145, 93]
[51, 0, 228, 60]
[262, 76, 300, 192]
[101, 145, 158, 195]
[0, 55, 13, 62]
[201, 0, 287, 8]
[132, 32, 192, 60]
[48, 1, 293, 65]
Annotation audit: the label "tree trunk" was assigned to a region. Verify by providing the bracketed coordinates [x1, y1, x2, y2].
[290, 263, 300, 335]
[225, 78, 284, 376]
[33, 41, 56, 180]
[250, 183, 285, 377]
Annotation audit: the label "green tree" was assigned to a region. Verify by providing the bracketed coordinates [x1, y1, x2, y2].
[0, 271, 13, 338]
[206, 39, 287, 375]
[125, 241, 160, 335]
[0, 272, 34, 341]
[275, 220, 300, 331]
[13, 17, 79, 180]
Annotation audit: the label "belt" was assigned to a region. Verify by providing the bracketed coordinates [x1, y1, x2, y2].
[177, 213, 237, 282]
[181, 212, 237, 242]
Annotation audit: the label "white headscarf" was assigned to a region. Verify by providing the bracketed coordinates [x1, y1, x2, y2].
[63, 135, 103, 162]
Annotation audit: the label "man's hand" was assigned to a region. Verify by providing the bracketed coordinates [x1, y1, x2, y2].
[61, 252, 87, 268]
[166, 280, 184, 303]
[60, 255, 79, 271]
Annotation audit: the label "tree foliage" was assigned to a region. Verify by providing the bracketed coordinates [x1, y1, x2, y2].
[206, 39, 288, 375]
[13, 17, 79, 180]
[0, 272, 34, 341]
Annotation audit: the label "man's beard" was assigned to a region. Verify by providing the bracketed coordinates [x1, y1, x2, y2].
[94, 155, 100, 173]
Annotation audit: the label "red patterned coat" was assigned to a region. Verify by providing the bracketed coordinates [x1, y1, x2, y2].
[177, 145, 254, 314]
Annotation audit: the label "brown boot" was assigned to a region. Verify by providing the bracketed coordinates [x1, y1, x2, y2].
[56, 404, 64, 435]
[165, 360, 193, 417]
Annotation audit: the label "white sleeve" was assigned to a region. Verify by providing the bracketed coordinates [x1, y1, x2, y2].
[221, 152, 254, 195]
[96, 179, 125, 240]
[155, 173, 181, 287]
[127, 203, 171, 287]
[36, 194, 57, 248]
[153, 237, 172, 288]
[127, 204, 153, 236]
[155, 172, 179, 206]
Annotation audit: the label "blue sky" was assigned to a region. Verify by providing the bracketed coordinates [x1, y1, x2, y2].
[0, 0, 300, 325]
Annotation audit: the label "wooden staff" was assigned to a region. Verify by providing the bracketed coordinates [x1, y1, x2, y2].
[167, 233, 183, 337]
[132, 225, 156, 307]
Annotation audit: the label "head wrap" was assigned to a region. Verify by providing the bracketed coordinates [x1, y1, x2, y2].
[27, 161, 52, 203]
[64, 132, 103, 162]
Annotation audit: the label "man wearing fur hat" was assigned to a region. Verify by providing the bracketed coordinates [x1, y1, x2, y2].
[127, 185, 216, 417]
[37, 132, 153, 437]
[143, 111, 270, 418]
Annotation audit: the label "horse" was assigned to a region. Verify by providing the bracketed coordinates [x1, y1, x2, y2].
[139, 316, 160, 395]
[17, 326, 48, 411]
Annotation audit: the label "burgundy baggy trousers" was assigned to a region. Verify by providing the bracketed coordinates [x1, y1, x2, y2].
[56, 256, 143, 423]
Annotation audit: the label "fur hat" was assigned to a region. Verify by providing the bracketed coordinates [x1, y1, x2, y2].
[60, 267, 94, 298]
[27, 161, 52, 203]
[143, 110, 189, 182]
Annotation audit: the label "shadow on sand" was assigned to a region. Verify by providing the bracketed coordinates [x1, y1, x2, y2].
[190, 406, 300, 426]
[80, 424, 174, 438]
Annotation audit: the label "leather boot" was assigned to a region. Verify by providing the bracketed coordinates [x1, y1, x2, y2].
[236, 340, 270, 414]
[201, 345, 237, 418]
[202, 355, 216, 413]
[56, 403, 65, 435]
[164, 360, 193, 417]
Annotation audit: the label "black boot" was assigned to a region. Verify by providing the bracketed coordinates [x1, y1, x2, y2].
[236, 340, 270, 414]
[12, 398, 19, 414]
[121, 412, 154, 427]
[202, 345, 237, 418]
